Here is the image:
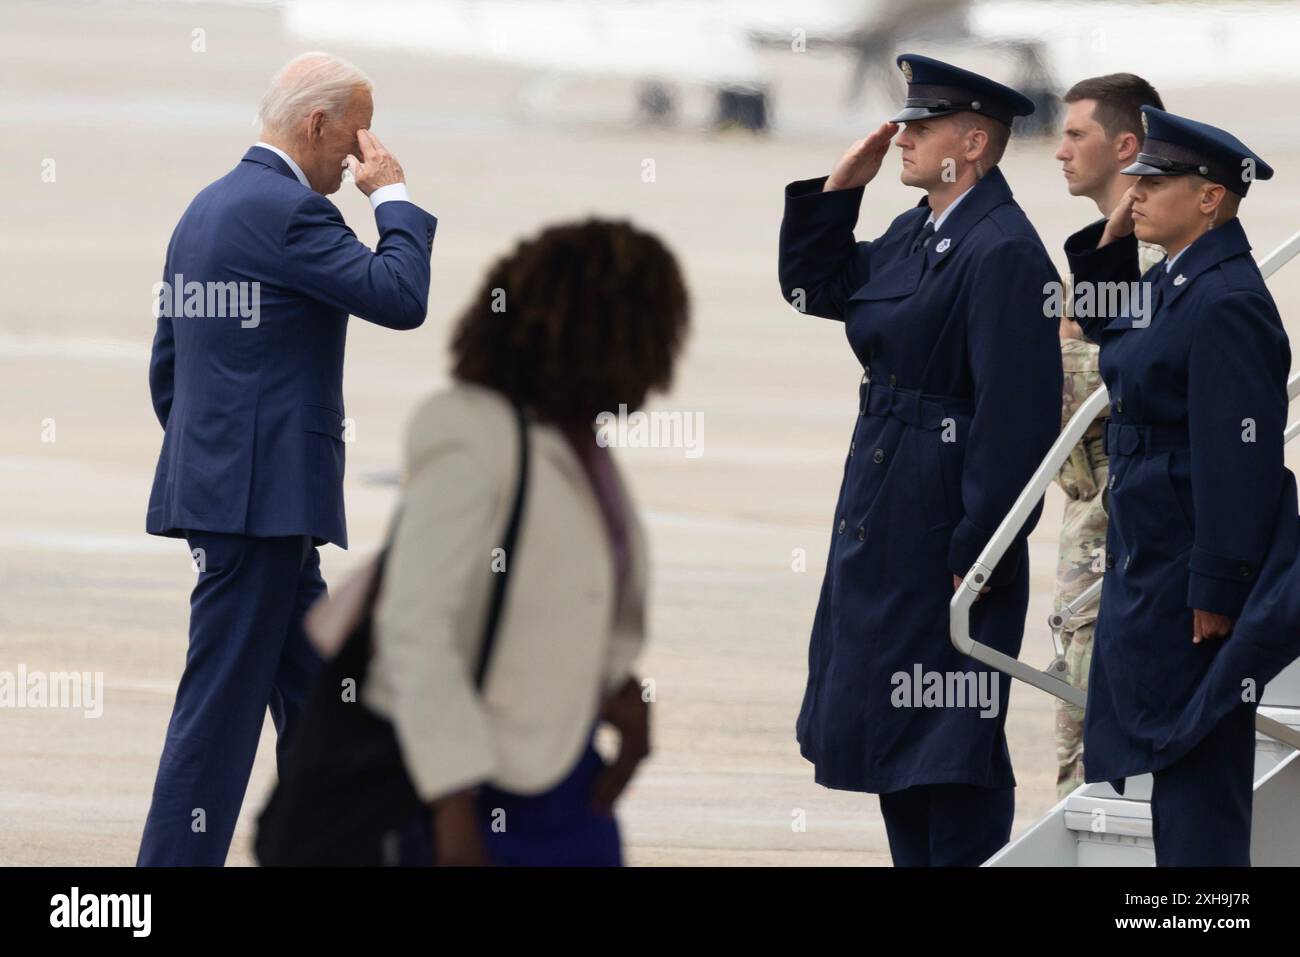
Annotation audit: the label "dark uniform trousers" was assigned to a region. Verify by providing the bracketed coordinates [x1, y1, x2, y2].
[1149, 703, 1256, 867]
[878, 784, 1015, 867]
[137, 530, 325, 866]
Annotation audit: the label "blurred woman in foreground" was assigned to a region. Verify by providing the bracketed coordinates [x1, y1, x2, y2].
[363, 218, 690, 865]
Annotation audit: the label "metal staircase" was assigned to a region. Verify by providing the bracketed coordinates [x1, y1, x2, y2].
[986, 660, 1300, 865]
[947, 228, 1300, 866]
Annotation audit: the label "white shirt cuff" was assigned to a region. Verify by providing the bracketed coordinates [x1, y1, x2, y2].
[369, 182, 411, 209]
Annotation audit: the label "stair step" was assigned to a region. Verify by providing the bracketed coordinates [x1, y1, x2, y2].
[1064, 795, 1150, 838]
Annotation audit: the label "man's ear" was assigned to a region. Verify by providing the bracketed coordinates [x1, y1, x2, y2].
[1116, 131, 1139, 164]
[965, 127, 989, 162]
[1200, 182, 1227, 217]
[306, 108, 327, 142]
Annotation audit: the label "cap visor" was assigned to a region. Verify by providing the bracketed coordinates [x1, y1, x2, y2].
[890, 106, 960, 123]
[1122, 160, 1178, 177]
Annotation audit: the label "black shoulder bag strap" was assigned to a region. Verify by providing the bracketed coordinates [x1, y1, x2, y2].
[472, 399, 530, 688]
[360, 398, 529, 682]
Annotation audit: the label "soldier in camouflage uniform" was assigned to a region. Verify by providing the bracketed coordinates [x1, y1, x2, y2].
[1053, 339, 1109, 796]
[1053, 74, 1165, 797]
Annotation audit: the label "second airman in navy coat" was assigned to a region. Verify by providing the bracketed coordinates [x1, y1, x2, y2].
[1064, 106, 1295, 865]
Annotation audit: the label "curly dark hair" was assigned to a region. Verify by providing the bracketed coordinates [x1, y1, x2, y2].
[450, 218, 690, 426]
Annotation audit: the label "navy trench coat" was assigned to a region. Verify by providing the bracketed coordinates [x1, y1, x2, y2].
[1064, 217, 1297, 785]
[778, 167, 1062, 793]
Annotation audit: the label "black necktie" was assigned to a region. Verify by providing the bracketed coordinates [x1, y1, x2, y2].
[911, 221, 935, 257]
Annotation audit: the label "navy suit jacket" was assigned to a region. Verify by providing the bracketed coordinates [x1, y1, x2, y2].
[147, 146, 438, 549]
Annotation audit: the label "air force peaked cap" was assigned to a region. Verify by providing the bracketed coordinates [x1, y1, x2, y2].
[890, 53, 1036, 127]
[1124, 106, 1272, 197]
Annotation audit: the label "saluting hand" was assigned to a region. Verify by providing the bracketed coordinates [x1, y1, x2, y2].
[1099, 185, 1138, 248]
[825, 122, 900, 192]
[1193, 608, 1233, 644]
[344, 129, 406, 197]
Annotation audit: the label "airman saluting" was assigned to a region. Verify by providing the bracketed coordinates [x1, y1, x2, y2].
[778, 54, 1062, 866]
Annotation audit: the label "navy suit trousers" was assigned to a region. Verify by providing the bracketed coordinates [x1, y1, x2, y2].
[137, 531, 325, 866]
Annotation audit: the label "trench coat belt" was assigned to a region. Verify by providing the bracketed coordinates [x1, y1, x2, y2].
[859, 375, 971, 430]
[1103, 420, 1190, 457]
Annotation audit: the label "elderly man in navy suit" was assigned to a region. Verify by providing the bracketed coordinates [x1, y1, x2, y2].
[138, 52, 438, 866]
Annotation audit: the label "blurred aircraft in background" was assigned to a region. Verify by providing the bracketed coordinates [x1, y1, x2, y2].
[282, 0, 1059, 134]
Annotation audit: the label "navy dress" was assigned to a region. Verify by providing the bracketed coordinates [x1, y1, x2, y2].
[398, 735, 621, 867]
[778, 168, 1062, 795]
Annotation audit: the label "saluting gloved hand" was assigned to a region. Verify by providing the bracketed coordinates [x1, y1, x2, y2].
[825, 122, 900, 191]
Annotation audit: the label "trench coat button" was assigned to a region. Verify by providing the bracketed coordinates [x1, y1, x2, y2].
[857, 527, 866, 541]
[1106, 552, 1116, 569]
[1108, 474, 1116, 490]
[888, 374, 897, 386]
[1124, 555, 1131, 571]
[861, 373, 868, 384]
[873, 448, 885, 464]
[1115, 398, 1124, 413]
[1239, 563, 1252, 578]
[838, 519, 846, 534]
[850, 441, 855, 456]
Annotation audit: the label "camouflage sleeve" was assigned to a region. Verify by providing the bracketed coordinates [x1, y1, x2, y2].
[1055, 477, 1110, 620]
[1053, 337, 1110, 618]
[1055, 339, 1107, 499]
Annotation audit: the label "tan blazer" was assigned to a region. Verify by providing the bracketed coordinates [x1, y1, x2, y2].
[362, 383, 649, 801]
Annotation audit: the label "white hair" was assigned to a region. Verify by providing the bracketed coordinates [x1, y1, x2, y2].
[257, 52, 372, 136]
